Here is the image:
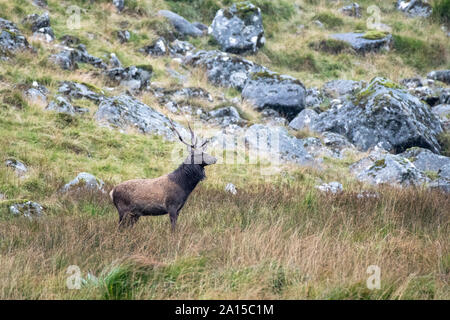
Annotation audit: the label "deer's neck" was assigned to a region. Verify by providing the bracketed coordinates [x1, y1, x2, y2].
[170, 163, 205, 194]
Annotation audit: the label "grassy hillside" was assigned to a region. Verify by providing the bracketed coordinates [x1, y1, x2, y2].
[0, 0, 449, 299]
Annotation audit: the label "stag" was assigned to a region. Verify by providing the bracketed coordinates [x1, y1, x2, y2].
[110, 120, 217, 230]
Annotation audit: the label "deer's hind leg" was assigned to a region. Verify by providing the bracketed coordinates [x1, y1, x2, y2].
[118, 210, 140, 228]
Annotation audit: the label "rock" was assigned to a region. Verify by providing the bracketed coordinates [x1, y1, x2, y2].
[399, 147, 450, 174]
[350, 150, 429, 187]
[50, 44, 107, 70]
[242, 71, 306, 120]
[158, 10, 203, 38]
[312, 77, 443, 154]
[432, 104, 450, 131]
[321, 132, 356, 156]
[396, 0, 432, 18]
[33, 26, 54, 42]
[261, 109, 287, 126]
[141, 37, 168, 56]
[0, 18, 32, 58]
[305, 87, 323, 108]
[192, 22, 208, 33]
[169, 39, 195, 56]
[331, 32, 392, 54]
[46, 96, 89, 115]
[58, 81, 104, 103]
[62, 172, 105, 193]
[206, 106, 246, 127]
[209, 1, 265, 54]
[244, 124, 314, 165]
[0, 193, 5, 200]
[109, 53, 121, 67]
[313, 20, 324, 28]
[169, 87, 213, 101]
[95, 94, 187, 140]
[25, 81, 48, 104]
[185, 50, 265, 90]
[113, 0, 125, 12]
[116, 30, 130, 43]
[22, 13, 50, 32]
[315, 181, 343, 194]
[105, 65, 152, 92]
[289, 109, 318, 131]
[59, 35, 80, 47]
[32, 0, 47, 7]
[339, 3, 362, 18]
[225, 182, 237, 195]
[322, 79, 365, 99]
[5, 159, 28, 176]
[427, 70, 450, 85]
[9, 201, 43, 220]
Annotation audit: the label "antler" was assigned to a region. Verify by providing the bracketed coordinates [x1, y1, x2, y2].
[168, 118, 192, 148]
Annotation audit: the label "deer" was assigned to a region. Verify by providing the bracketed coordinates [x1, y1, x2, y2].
[109, 119, 217, 230]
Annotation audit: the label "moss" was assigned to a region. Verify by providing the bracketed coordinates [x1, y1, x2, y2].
[135, 64, 153, 73]
[362, 30, 389, 40]
[424, 170, 439, 180]
[370, 159, 387, 171]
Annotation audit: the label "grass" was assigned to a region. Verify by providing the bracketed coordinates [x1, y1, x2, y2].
[432, 0, 450, 28]
[0, 0, 449, 300]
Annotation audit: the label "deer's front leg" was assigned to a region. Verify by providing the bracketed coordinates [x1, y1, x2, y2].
[169, 209, 178, 232]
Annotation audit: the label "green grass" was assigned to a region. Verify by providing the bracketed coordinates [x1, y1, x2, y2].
[432, 0, 450, 28]
[312, 12, 344, 29]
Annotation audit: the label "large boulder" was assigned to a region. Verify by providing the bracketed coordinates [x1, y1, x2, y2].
[185, 50, 265, 90]
[209, 1, 265, 54]
[350, 149, 429, 187]
[330, 32, 392, 54]
[0, 18, 32, 58]
[322, 79, 365, 99]
[427, 70, 450, 85]
[399, 147, 450, 175]
[205, 106, 247, 127]
[289, 109, 318, 131]
[432, 104, 450, 131]
[396, 0, 432, 18]
[241, 71, 306, 121]
[244, 125, 314, 165]
[312, 77, 443, 154]
[95, 94, 186, 140]
[158, 10, 203, 38]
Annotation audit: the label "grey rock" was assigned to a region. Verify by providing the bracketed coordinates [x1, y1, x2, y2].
[339, 3, 362, 18]
[225, 182, 237, 195]
[289, 109, 318, 131]
[206, 106, 246, 127]
[312, 77, 443, 154]
[315, 181, 343, 194]
[25, 81, 48, 103]
[5, 158, 27, 176]
[62, 172, 105, 193]
[116, 30, 130, 43]
[305, 87, 323, 108]
[350, 150, 429, 186]
[242, 71, 306, 120]
[0, 193, 5, 200]
[113, 0, 125, 12]
[33, 26, 54, 42]
[396, 0, 432, 18]
[50, 44, 107, 70]
[427, 70, 450, 85]
[185, 50, 265, 90]
[432, 104, 450, 130]
[109, 53, 121, 67]
[158, 10, 203, 38]
[245, 124, 314, 164]
[59, 35, 80, 47]
[58, 81, 104, 103]
[169, 39, 195, 56]
[46, 96, 89, 115]
[141, 37, 168, 56]
[22, 12, 50, 32]
[9, 201, 43, 220]
[105, 66, 152, 92]
[322, 79, 365, 99]
[95, 94, 187, 140]
[399, 147, 450, 175]
[261, 108, 287, 126]
[32, 0, 47, 7]
[331, 32, 392, 54]
[209, 1, 265, 54]
[321, 131, 356, 157]
[0, 18, 32, 58]
[192, 22, 208, 33]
